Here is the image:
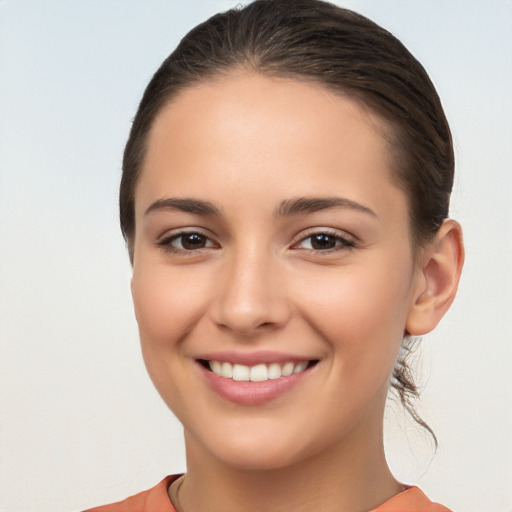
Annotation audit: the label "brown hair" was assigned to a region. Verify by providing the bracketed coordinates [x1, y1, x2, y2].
[120, 0, 454, 445]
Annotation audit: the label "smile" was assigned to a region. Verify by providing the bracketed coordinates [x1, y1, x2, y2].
[197, 355, 319, 405]
[206, 360, 312, 382]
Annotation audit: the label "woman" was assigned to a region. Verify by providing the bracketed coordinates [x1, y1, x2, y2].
[86, 0, 464, 510]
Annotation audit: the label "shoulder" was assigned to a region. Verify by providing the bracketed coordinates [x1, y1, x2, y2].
[82, 475, 178, 512]
[373, 486, 452, 512]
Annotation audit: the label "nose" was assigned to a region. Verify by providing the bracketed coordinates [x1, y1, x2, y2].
[210, 247, 291, 337]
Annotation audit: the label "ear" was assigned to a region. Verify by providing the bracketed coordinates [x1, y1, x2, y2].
[406, 219, 464, 335]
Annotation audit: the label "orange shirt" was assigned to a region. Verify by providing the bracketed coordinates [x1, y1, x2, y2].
[83, 475, 451, 512]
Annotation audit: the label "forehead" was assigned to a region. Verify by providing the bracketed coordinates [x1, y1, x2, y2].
[149, 71, 391, 156]
[136, 71, 406, 222]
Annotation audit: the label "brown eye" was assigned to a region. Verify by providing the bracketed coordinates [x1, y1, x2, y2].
[295, 232, 355, 252]
[159, 232, 216, 252]
[180, 233, 208, 250]
[310, 234, 338, 250]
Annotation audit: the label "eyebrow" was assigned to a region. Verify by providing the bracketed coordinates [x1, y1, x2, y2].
[144, 195, 376, 219]
[274, 196, 377, 218]
[144, 197, 222, 217]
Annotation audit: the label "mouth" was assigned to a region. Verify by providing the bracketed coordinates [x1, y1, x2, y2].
[198, 359, 319, 382]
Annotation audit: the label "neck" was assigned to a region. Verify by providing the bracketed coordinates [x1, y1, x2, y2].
[177, 409, 402, 512]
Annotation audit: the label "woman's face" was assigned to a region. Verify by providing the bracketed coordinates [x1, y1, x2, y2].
[131, 72, 425, 470]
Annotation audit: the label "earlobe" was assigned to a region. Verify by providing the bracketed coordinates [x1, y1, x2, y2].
[406, 219, 464, 335]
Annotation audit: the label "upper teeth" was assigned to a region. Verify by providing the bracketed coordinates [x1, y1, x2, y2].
[209, 361, 309, 382]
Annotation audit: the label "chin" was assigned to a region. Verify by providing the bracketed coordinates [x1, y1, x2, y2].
[187, 419, 329, 473]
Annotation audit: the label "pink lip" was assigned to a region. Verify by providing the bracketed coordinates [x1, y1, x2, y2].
[197, 356, 317, 406]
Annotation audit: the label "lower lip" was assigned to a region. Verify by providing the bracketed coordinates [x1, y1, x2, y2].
[200, 364, 313, 405]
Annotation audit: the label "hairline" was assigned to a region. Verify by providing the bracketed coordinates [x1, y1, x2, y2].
[125, 66, 437, 263]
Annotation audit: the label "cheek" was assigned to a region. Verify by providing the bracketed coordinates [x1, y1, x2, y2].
[295, 258, 413, 375]
[131, 263, 215, 414]
[131, 264, 211, 369]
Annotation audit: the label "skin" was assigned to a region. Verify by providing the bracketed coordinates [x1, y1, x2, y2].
[130, 72, 463, 512]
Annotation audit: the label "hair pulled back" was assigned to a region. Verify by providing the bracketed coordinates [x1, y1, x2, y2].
[120, 0, 454, 444]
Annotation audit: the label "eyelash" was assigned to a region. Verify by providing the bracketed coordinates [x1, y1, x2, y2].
[157, 230, 217, 254]
[157, 229, 356, 255]
[292, 229, 356, 253]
